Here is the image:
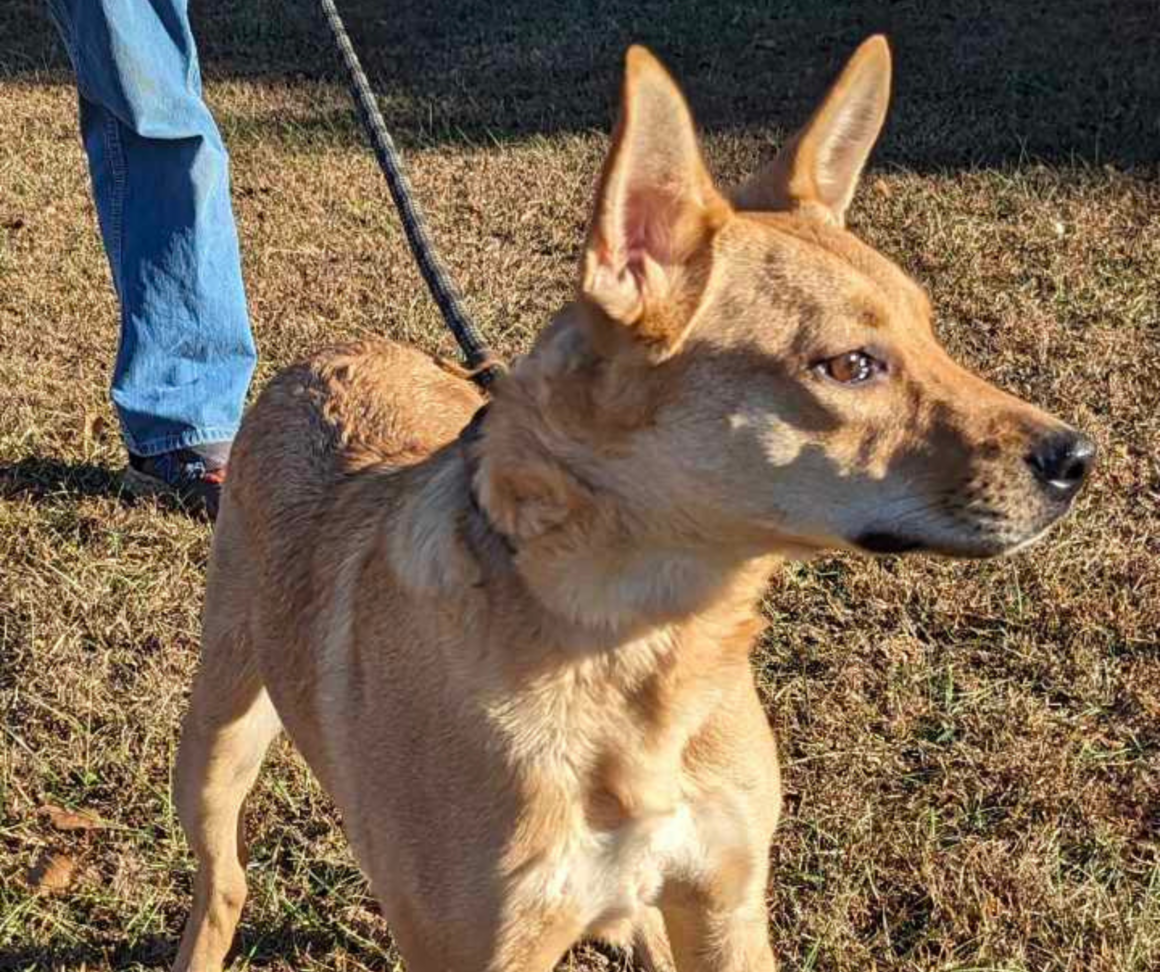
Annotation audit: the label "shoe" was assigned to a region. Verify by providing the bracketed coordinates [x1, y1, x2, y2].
[123, 443, 230, 521]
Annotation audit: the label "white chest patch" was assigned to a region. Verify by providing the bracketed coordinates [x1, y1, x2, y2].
[520, 804, 707, 936]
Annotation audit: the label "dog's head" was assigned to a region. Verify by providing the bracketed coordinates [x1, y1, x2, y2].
[482, 38, 1093, 563]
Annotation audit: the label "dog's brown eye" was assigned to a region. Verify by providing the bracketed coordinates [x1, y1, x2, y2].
[817, 350, 883, 385]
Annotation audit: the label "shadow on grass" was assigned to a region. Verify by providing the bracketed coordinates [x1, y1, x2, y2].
[0, 921, 371, 972]
[0, 456, 212, 522]
[0, 936, 174, 972]
[0, 457, 122, 501]
[1, 0, 1156, 167]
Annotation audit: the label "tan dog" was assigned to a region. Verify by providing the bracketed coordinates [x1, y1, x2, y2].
[172, 37, 1093, 972]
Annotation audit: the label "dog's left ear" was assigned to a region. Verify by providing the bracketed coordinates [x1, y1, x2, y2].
[582, 46, 731, 361]
[732, 35, 892, 227]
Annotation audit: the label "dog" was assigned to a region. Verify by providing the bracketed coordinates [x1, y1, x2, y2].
[171, 36, 1093, 971]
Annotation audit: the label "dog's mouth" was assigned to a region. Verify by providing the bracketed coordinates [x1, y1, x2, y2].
[847, 465, 1082, 560]
[853, 531, 925, 555]
[852, 518, 1055, 560]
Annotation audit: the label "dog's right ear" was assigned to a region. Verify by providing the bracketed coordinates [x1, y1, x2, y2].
[581, 46, 731, 362]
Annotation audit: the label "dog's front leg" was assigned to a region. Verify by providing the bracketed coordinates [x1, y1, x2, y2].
[386, 907, 583, 972]
[634, 906, 677, 971]
[485, 915, 587, 972]
[662, 900, 776, 972]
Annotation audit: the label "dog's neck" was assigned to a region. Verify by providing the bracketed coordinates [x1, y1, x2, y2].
[462, 396, 776, 645]
[458, 439, 773, 826]
[513, 529, 774, 640]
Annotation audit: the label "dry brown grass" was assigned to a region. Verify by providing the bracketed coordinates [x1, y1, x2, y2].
[2, 2, 1158, 970]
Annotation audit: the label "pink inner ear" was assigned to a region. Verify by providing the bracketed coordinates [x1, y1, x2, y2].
[622, 185, 678, 268]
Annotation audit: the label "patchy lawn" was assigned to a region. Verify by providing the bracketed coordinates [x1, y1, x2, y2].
[1, 1, 1157, 970]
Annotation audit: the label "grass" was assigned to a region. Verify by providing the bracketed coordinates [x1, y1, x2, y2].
[1, 1, 1158, 970]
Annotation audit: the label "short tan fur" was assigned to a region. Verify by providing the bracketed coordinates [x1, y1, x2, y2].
[172, 37, 1092, 972]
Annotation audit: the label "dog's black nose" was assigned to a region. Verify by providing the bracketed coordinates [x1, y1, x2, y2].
[1026, 431, 1096, 500]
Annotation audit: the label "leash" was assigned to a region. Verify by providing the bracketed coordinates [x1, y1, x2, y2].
[316, 0, 504, 389]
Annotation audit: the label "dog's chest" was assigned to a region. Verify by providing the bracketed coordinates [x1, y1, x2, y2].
[491, 632, 755, 934]
[517, 803, 704, 936]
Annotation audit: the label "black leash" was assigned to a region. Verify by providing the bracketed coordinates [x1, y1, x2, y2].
[316, 0, 504, 389]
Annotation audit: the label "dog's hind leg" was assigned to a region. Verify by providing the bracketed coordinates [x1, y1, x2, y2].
[171, 619, 282, 972]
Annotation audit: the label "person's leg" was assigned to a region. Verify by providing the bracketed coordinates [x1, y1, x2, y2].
[46, 0, 255, 484]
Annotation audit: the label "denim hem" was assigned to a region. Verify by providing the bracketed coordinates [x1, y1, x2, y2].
[124, 426, 239, 459]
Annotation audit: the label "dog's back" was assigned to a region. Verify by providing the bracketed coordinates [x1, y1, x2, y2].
[201, 338, 484, 793]
[215, 338, 481, 644]
[231, 340, 480, 523]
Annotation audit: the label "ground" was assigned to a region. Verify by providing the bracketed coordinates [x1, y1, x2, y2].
[1, 1, 1158, 970]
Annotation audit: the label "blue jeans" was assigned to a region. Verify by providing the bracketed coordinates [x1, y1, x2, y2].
[47, 0, 256, 457]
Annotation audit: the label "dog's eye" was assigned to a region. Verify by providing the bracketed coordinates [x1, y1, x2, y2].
[816, 350, 884, 385]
